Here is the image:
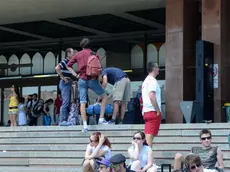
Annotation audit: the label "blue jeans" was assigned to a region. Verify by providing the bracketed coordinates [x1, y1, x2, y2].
[78, 79, 105, 104]
[59, 80, 72, 122]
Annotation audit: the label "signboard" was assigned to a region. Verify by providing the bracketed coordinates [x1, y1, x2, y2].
[213, 64, 218, 88]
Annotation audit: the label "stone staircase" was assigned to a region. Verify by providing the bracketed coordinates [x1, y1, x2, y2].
[0, 123, 229, 172]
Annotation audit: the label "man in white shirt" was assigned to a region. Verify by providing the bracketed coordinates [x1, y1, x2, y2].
[141, 62, 161, 147]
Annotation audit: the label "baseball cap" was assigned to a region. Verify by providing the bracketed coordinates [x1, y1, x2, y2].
[97, 158, 111, 167]
[109, 154, 126, 164]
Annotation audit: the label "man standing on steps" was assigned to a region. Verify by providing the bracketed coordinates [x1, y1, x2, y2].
[67, 38, 108, 132]
[55, 48, 74, 126]
[142, 62, 161, 147]
[101, 67, 131, 124]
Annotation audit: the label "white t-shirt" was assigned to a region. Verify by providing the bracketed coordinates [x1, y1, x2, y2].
[89, 144, 111, 159]
[129, 145, 152, 168]
[141, 75, 161, 113]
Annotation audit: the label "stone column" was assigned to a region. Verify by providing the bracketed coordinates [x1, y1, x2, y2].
[202, 0, 230, 122]
[165, 0, 199, 123]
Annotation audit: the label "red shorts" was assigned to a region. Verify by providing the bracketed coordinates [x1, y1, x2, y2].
[143, 111, 161, 136]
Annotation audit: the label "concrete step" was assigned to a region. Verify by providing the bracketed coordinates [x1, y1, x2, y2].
[0, 167, 229, 172]
[0, 158, 228, 169]
[0, 150, 229, 159]
[0, 143, 228, 151]
[0, 136, 228, 144]
[0, 129, 229, 138]
[0, 123, 229, 133]
[0, 167, 80, 172]
[0, 123, 228, 169]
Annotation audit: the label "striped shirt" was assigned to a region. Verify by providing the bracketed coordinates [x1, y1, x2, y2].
[59, 58, 72, 77]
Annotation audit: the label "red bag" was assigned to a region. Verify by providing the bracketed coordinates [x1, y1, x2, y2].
[86, 55, 102, 77]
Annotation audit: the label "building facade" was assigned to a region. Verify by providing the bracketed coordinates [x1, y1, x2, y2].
[0, 0, 229, 124]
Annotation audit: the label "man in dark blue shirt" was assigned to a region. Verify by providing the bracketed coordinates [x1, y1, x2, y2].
[101, 67, 131, 124]
[55, 48, 74, 126]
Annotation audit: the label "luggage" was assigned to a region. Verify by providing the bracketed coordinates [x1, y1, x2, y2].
[123, 98, 144, 124]
[86, 104, 113, 115]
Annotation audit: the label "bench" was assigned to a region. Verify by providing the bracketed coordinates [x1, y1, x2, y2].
[0, 123, 228, 172]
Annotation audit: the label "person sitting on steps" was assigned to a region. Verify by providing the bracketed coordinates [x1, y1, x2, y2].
[83, 132, 111, 172]
[127, 131, 157, 172]
[174, 129, 224, 172]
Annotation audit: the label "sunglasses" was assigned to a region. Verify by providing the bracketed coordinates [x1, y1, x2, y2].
[89, 138, 97, 143]
[111, 164, 120, 169]
[133, 137, 142, 141]
[99, 165, 107, 169]
[201, 137, 211, 141]
[190, 164, 201, 170]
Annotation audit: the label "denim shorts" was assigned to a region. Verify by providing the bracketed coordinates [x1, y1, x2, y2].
[78, 79, 106, 104]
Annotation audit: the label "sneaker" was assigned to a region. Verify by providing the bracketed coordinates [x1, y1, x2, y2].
[59, 121, 71, 126]
[107, 120, 115, 125]
[98, 119, 108, 125]
[82, 128, 88, 132]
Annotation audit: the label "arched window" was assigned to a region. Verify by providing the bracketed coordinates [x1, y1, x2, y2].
[147, 44, 158, 65]
[97, 48, 107, 69]
[32, 53, 43, 74]
[131, 45, 143, 68]
[44, 52, 56, 74]
[159, 43, 166, 67]
[20, 53, 31, 75]
[8, 54, 19, 76]
[0, 55, 7, 76]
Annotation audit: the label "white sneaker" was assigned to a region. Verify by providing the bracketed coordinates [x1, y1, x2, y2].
[81, 128, 88, 132]
[98, 119, 108, 125]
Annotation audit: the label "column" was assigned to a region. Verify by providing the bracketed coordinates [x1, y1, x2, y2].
[202, 0, 230, 122]
[165, 0, 199, 123]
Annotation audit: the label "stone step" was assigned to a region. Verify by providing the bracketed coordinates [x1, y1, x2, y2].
[0, 129, 229, 138]
[0, 158, 229, 168]
[0, 124, 228, 170]
[0, 167, 80, 172]
[0, 150, 229, 159]
[0, 167, 229, 172]
[0, 143, 228, 151]
[0, 123, 229, 133]
[0, 137, 227, 144]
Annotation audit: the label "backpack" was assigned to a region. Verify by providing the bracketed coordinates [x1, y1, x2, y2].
[86, 54, 102, 77]
[32, 99, 44, 114]
[26, 100, 32, 110]
[123, 98, 144, 124]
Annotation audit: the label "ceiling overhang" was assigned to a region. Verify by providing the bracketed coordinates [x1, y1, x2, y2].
[0, 0, 165, 50]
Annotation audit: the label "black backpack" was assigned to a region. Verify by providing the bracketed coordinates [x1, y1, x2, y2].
[32, 99, 44, 114]
[123, 98, 144, 124]
[26, 100, 33, 110]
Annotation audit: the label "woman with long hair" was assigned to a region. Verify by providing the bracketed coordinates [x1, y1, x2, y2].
[5, 85, 20, 127]
[83, 132, 111, 172]
[128, 131, 157, 172]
